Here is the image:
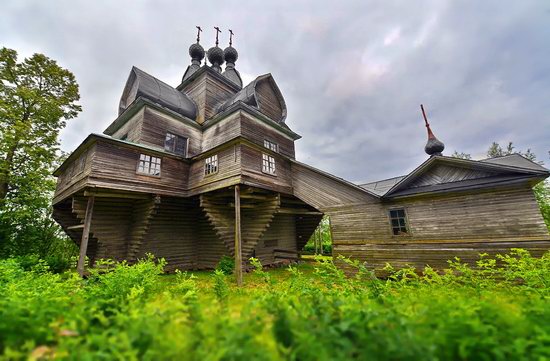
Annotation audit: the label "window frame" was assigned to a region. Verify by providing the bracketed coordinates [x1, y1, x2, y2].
[136, 153, 162, 177]
[262, 153, 276, 175]
[263, 139, 279, 153]
[387, 207, 411, 237]
[74, 150, 88, 176]
[164, 132, 188, 157]
[204, 154, 219, 176]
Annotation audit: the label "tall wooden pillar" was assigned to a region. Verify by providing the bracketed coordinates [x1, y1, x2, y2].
[77, 195, 95, 277]
[234, 185, 243, 286]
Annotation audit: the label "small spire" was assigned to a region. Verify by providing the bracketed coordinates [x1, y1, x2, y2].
[420, 104, 445, 156]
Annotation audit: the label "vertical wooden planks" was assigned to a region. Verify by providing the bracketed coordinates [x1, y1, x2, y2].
[234, 185, 243, 286]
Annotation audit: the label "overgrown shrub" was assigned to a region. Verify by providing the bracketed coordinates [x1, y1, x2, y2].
[1, 250, 549, 360]
[216, 255, 235, 275]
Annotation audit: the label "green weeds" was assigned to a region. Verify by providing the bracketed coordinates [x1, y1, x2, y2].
[0, 249, 549, 360]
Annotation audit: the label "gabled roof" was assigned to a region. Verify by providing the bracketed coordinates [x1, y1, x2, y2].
[359, 154, 549, 198]
[118, 67, 197, 120]
[215, 73, 287, 123]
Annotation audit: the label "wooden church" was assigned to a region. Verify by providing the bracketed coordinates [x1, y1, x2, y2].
[52, 29, 550, 275]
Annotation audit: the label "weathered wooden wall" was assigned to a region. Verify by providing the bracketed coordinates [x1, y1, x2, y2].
[180, 71, 238, 124]
[255, 77, 284, 122]
[291, 162, 549, 271]
[139, 108, 202, 157]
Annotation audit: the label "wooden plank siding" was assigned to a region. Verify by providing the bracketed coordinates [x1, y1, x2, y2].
[240, 113, 295, 158]
[139, 107, 202, 157]
[88, 141, 189, 196]
[180, 71, 238, 124]
[111, 108, 145, 142]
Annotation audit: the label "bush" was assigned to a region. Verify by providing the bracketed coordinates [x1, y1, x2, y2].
[216, 255, 234, 275]
[1, 250, 550, 360]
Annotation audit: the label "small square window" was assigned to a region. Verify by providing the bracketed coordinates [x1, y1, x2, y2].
[137, 153, 161, 176]
[164, 132, 188, 156]
[389, 208, 409, 236]
[262, 153, 276, 174]
[263, 139, 278, 152]
[205, 154, 218, 175]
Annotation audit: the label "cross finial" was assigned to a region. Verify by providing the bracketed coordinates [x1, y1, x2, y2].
[229, 29, 234, 47]
[196, 26, 202, 43]
[214, 26, 221, 46]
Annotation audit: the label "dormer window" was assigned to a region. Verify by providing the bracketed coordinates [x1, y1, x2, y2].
[264, 139, 278, 152]
[205, 154, 218, 175]
[389, 208, 409, 235]
[137, 154, 161, 176]
[164, 132, 188, 156]
[262, 153, 276, 175]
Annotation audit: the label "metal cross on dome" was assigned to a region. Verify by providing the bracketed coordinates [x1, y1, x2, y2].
[214, 26, 221, 46]
[229, 29, 234, 47]
[196, 26, 202, 43]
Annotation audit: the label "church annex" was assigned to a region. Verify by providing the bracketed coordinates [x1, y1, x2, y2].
[52, 29, 550, 274]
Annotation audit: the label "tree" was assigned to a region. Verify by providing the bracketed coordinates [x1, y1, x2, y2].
[451, 151, 472, 160]
[0, 47, 81, 258]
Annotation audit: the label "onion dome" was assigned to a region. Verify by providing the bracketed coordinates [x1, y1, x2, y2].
[207, 46, 225, 71]
[189, 43, 205, 62]
[224, 46, 238, 64]
[183, 26, 206, 82]
[420, 104, 445, 157]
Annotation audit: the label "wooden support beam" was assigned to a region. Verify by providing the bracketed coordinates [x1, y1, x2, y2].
[77, 196, 95, 277]
[277, 208, 323, 215]
[84, 190, 149, 199]
[67, 224, 84, 230]
[234, 185, 243, 286]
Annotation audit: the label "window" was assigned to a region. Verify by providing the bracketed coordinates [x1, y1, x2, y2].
[262, 153, 276, 174]
[205, 154, 218, 175]
[164, 133, 188, 156]
[264, 139, 278, 152]
[389, 208, 409, 235]
[137, 154, 161, 176]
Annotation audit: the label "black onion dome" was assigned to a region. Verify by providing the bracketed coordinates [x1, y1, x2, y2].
[189, 43, 205, 61]
[207, 46, 224, 66]
[425, 137, 445, 156]
[224, 46, 238, 64]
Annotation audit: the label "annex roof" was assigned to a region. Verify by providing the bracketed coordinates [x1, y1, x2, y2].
[358, 154, 549, 198]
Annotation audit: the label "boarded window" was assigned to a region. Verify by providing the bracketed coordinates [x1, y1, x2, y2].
[389, 208, 409, 235]
[262, 153, 276, 174]
[137, 154, 161, 176]
[264, 139, 278, 152]
[205, 154, 218, 175]
[164, 132, 188, 156]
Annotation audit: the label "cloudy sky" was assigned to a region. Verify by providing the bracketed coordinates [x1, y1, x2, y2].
[1, 1, 549, 183]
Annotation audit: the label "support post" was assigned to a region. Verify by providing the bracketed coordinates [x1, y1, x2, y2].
[234, 185, 243, 286]
[77, 195, 95, 277]
[318, 226, 323, 255]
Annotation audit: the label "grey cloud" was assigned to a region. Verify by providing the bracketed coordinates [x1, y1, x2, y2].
[1, 0, 549, 184]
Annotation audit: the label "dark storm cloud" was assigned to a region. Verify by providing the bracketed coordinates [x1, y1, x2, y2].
[1, 0, 549, 183]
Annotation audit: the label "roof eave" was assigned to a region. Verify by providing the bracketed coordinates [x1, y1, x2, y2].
[104, 97, 201, 136]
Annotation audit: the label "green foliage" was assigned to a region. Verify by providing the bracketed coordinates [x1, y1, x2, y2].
[1, 250, 550, 360]
[0, 46, 81, 262]
[212, 269, 230, 304]
[534, 181, 550, 231]
[451, 151, 472, 159]
[216, 255, 235, 275]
